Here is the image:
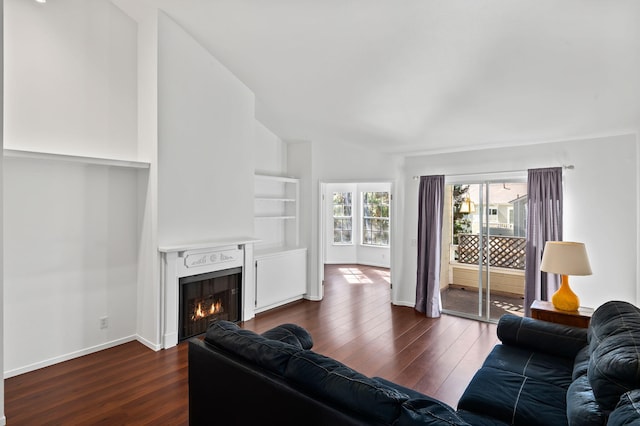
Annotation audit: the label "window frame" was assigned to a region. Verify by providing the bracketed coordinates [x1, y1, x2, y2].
[332, 191, 353, 245]
[360, 191, 390, 247]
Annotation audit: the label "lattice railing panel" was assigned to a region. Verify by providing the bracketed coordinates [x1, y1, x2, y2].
[457, 234, 526, 270]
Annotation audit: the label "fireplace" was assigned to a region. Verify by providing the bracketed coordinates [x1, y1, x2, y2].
[159, 239, 257, 349]
[178, 267, 241, 342]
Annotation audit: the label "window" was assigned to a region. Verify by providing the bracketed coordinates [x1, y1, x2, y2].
[332, 192, 352, 244]
[362, 191, 390, 246]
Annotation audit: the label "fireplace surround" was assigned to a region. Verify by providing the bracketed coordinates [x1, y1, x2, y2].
[159, 238, 258, 349]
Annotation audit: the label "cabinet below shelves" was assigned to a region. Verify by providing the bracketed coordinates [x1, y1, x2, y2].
[254, 247, 307, 313]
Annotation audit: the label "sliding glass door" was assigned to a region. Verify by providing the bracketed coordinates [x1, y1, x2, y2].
[440, 180, 527, 322]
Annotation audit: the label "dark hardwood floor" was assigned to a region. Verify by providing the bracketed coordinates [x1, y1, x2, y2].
[4, 264, 498, 425]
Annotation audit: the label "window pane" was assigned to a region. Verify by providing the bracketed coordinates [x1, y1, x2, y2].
[333, 192, 352, 244]
[361, 191, 390, 246]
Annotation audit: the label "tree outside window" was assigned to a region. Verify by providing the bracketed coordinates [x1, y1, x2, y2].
[333, 192, 352, 244]
[362, 192, 390, 246]
[453, 185, 472, 245]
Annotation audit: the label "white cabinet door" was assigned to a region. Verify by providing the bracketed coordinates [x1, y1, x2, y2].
[255, 249, 307, 311]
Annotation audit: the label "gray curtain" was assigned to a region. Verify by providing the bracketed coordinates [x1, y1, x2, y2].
[415, 175, 445, 317]
[524, 167, 563, 316]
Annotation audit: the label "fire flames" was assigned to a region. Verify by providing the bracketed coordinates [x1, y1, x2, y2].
[191, 299, 223, 321]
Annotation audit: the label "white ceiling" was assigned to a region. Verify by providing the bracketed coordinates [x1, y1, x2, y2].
[143, 0, 640, 155]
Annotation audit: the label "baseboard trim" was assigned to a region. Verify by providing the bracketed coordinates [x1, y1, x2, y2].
[3, 335, 137, 379]
[136, 335, 162, 352]
[392, 300, 416, 308]
[305, 294, 323, 301]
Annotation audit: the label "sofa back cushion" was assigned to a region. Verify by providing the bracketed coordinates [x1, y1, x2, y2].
[608, 390, 640, 425]
[587, 301, 640, 411]
[261, 323, 314, 349]
[204, 320, 303, 375]
[497, 314, 588, 359]
[284, 350, 409, 424]
[565, 375, 607, 426]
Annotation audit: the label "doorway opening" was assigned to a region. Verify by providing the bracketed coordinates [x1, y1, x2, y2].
[320, 181, 393, 296]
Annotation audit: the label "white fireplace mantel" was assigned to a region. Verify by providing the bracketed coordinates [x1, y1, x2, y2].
[159, 237, 259, 349]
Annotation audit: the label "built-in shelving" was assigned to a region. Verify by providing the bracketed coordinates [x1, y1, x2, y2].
[3, 148, 151, 169]
[254, 174, 300, 251]
[253, 174, 308, 313]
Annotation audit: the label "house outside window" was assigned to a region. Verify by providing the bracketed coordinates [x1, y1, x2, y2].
[332, 192, 352, 244]
[362, 191, 390, 246]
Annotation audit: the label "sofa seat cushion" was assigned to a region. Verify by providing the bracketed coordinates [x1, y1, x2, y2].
[587, 301, 640, 411]
[204, 320, 302, 375]
[284, 350, 409, 425]
[608, 390, 640, 425]
[566, 375, 607, 426]
[456, 410, 511, 426]
[373, 376, 473, 425]
[483, 344, 575, 388]
[261, 323, 314, 349]
[458, 366, 568, 426]
[398, 398, 473, 426]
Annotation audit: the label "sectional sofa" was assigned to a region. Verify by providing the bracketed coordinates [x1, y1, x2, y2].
[188, 300, 640, 425]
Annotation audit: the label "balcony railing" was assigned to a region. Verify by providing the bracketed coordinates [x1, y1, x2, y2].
[457, 234, 526, 270]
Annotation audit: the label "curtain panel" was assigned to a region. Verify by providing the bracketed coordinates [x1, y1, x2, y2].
[415, 175, 445, 317]
[524, 167, 563, 316]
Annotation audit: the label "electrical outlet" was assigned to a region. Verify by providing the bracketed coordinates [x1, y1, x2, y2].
[100, 316, 108, 329]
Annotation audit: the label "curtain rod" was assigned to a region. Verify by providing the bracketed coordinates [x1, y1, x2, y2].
[412, 165, 574, 181]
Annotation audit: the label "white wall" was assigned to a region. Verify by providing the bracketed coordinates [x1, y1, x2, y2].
[394, 134, 638, 310]
[132, 5, 160, 350]
[3, 160, 139, 376]
[3, 0, 140, 376]
[1, 0, 5, 420]
[325, 182, 391, 268]
[157, 13, 255, 246]
[4, 0, 137, 159]
[255, 120, 286, 176]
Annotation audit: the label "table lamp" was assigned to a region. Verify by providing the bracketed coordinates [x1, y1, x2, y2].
[540, 241, 592, 311]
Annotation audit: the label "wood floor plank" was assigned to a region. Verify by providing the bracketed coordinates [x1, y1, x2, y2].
[5, 264, 500, 424]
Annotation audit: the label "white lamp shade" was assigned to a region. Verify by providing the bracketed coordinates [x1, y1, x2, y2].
[540, 241, 592, 276]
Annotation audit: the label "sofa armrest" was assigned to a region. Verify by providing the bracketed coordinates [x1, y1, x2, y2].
[497, 314, 588, 359]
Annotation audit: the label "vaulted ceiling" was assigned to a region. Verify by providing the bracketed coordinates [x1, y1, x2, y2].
[143, 0, 640, 155]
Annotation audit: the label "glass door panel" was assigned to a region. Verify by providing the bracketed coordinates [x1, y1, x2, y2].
[441, 181, 527, 322]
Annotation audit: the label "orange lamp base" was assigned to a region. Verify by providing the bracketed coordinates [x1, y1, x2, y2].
[551, 275, 580, 311]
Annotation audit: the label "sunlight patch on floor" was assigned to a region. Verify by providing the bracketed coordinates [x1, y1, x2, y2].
[338, 268, 374, 284]
[492, 299, 524, 316]
[374, 269, 391, 283]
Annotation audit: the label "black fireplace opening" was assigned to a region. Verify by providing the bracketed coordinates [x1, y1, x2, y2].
[178, 267, 241, 342]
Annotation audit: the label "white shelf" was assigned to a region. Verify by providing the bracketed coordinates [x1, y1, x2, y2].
[254, 174, 300, 250]
[255, 197, 296, 202]
[158, 236, 260, 253]
[255, 174, 299, 183]
[255, 215, 297, 220]
[3, 148, 151, 169]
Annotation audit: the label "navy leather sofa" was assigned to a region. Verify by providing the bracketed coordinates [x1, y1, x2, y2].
[188, 300, 640, 425]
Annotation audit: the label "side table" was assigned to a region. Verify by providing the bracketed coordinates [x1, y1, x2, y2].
[530, 299, 594, 328]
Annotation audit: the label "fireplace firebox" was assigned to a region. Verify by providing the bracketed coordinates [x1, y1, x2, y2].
[178, 267, 241, 342]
